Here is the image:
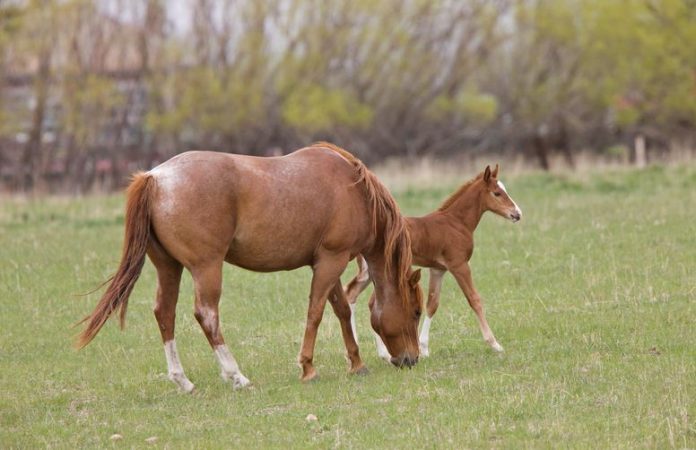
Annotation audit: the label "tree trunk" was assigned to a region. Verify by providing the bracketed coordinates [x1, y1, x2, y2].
[20, 51, 51, 192]
[532, 134, 550, 171]
[558, 121, 575, 169]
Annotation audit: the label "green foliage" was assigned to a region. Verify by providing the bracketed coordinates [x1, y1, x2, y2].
[1, 0, 696, 187]
[61, 75, 124, 145]
[282, 84, 373, 133]
[1, 166, 695, 447]
[146, 67, 264, 137]
[427, 90, 498, 125]
[580, 0, 696, 127]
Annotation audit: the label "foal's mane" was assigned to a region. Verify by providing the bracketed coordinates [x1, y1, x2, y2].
[438, 172, 484, 211]
[313, 142, 412, 297]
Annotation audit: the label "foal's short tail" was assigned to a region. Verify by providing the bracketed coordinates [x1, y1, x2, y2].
[75, 172, 155, 349]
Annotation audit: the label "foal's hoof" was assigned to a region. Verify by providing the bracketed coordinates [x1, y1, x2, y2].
[351, 365, 369, 376]
[490, 342, 504, 353]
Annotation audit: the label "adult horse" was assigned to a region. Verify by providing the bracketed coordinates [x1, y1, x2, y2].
[344, 165, 521, 357]
[76, 143, 422, 391]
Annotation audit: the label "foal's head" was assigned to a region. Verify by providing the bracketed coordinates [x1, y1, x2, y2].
[370, 268, 423, 368]
[480, 164, 522, 222]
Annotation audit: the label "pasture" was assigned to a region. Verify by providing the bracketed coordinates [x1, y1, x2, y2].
[1, 165, 694, 448]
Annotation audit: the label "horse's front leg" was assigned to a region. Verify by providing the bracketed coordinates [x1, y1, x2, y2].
[298, 252, 351, 382]
[328, 283, 367, 375]
[449, 262, 504, 352]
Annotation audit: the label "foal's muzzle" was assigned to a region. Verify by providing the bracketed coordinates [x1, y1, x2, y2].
[391, 353, 419, 369]
[509, 211, 522, 222]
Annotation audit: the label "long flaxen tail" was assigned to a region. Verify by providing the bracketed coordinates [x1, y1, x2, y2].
[75, 172, 155, 349]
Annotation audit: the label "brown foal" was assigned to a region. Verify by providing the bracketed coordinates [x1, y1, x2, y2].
[76, 143, 422, 391]
[345, 164, 521, 357]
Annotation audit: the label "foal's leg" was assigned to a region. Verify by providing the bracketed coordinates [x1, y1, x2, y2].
[298, 252, 350, 382]
[149, 247, 195, 392]
[418, 268, 445, 357]
[343, 255, 372, 342]
[328, 283, 367, 375]
[450, 262, 503, 352]
[191, 262, 251, 389]
[368, 292, 392, 362]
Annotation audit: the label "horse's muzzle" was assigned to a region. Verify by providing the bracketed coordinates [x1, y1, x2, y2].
[391, 353, 419, 368]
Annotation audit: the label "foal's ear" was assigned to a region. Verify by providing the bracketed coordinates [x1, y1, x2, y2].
[492, 164, 499, 178]
[483, 165, 492, 182]
[409, 269, 422, 287]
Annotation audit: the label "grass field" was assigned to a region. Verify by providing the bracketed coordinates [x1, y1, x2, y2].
[1, 165, 694, 448]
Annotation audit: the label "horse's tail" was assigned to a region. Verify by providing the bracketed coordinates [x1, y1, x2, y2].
[75, 172, 155, 349]
[314, 142, 412, 299]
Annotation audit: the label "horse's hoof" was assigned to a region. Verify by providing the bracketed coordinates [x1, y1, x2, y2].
[232, 375, 252, 390]
[351, 365, 369, 376]
[301, 370, 319, 383]
[169, 372, 195, 393]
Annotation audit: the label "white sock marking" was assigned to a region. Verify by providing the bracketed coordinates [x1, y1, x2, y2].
[374, 331, 391, 361]
[214, 344, 251, 389]
[349, 303, 358, 344]
[163, 340, 195, 393]
[357, 258, 370, 282]
[419, 316, 432, 357]
[199, 306, 218, 334]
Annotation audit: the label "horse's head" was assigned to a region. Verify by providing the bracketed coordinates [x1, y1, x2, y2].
[369, 268, 423, 368]
[481, 164, 522, 223]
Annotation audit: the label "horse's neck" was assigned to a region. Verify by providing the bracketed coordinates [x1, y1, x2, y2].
[364, 254, 397, 304]
[437, 186, 484, 232]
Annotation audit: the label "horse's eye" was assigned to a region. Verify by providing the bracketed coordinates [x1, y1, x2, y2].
[493, 192, 501, 197]
[415, 310, 421, 320]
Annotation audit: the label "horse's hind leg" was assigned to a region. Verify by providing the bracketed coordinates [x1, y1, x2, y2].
[450, 262, 503, 352]
[343, 255, 372, 342]
[328, 283, 367, 375]
[191, 262, 250, 389]
[418, 268, 445, 357]
[149, 246, 195, 392]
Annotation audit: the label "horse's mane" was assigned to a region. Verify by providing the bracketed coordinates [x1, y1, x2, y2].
[313, 142, 412, 298]
[438, 172, 484, 211]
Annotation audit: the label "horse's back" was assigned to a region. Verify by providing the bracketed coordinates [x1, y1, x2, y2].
[148, 148, 369, 271]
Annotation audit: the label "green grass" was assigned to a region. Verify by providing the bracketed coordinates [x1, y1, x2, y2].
[1, 165, 694, 448]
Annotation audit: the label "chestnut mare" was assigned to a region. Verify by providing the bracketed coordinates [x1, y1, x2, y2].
[344, 165, 521, 358]
[77, 143, 422, 391]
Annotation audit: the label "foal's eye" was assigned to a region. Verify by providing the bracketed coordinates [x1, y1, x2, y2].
[493, 192, 501, 197]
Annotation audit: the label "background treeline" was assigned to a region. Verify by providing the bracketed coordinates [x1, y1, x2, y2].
[1, 0, 695, 192]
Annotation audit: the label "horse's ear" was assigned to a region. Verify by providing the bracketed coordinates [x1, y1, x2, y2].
[483, 165, 491, 182]
[409, 269, 422, 287]
[492, 164, 499, 178]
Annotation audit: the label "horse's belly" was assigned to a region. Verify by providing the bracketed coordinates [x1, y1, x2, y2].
[224, 238, 314, 271]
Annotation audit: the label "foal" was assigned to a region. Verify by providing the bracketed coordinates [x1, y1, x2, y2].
[77, 143, 422, 391]
[345, 165, 521, 357]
